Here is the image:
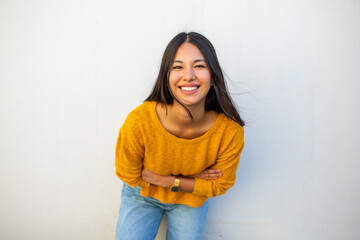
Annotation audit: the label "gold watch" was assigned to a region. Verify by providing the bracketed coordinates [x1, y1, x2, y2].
[170, 177, 180, 192]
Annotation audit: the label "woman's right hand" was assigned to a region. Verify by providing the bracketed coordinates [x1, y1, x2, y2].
[190, 169, 222, 180]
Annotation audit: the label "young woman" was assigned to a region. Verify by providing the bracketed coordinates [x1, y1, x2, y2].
[115, 32, 245, 240]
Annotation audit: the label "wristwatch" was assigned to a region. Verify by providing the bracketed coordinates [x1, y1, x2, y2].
[170, 177, 180, 192]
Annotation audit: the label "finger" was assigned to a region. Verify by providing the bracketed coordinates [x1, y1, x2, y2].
[206, 176, 218, 180]
[207, 173, 222, 178]
[204, 169, 221, 174]
[205, 171, 222, 176]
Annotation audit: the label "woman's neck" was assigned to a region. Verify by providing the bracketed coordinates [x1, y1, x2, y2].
[156, 101, 218, 139]
[167, 101, 206, 126]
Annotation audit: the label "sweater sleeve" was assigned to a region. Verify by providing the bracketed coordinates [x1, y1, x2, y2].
[192, 125, 244, 197]
[114, 113, 150, 188]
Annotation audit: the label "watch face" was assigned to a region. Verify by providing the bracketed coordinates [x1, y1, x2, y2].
[170, 186, 179, 192]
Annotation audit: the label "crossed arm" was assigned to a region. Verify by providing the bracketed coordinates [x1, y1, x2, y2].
[141, 168, 222, 193]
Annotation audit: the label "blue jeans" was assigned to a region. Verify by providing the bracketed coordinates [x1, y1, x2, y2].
[116, 183, 208, 240]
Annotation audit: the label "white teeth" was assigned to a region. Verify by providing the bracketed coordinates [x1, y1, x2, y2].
[181, 86, 198, 91]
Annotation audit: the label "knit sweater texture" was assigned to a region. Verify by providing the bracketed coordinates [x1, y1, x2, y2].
[115, 101, 245, 207]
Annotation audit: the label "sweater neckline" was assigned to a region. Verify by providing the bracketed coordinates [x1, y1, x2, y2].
[149, 101, 224, 142]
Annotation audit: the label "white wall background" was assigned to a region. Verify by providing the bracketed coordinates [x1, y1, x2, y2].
[1, 0, 359, 239]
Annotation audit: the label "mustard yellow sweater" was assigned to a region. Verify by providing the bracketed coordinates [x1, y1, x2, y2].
[115, 101, 244, 207]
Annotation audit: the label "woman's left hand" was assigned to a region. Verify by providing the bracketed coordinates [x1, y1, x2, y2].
[142, 168, 174, 188]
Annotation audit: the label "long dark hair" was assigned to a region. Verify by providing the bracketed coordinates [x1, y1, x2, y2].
[145, 32, 245, 126]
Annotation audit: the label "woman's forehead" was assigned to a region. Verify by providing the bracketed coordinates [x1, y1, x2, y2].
[173, 43, 205, 61]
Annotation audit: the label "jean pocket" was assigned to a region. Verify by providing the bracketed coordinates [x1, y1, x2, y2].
[122, 183, 143, 201]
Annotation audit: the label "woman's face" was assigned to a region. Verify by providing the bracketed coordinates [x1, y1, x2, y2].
[169, 43, 212, 109]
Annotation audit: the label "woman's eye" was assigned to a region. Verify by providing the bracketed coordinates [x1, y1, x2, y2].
[172, 66, 183, 69]
[195, 65, 206, 68]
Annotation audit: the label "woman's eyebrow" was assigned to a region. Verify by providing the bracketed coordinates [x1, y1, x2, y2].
[173, 59, 205, 63]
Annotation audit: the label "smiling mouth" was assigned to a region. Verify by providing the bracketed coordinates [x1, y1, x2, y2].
[180, 86, 199, 91]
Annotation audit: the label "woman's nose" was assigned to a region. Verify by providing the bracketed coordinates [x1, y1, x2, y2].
[183, 68, 195, 81]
